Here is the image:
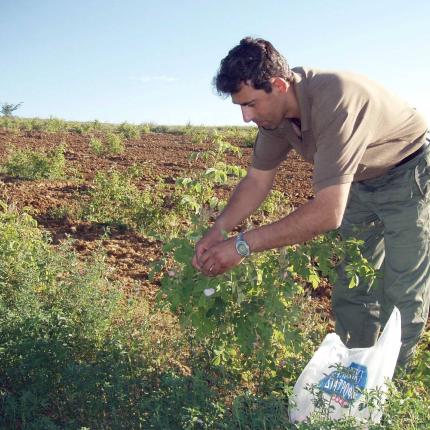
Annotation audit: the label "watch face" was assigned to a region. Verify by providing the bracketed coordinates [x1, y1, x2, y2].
[237, 241, 250, 257]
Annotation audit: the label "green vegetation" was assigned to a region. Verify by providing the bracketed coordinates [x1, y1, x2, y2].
[116, 121, 141, 139]
[0, 117, 428, 428]
[81, 167, 166, 235]
[88, 136, 104, 155]
[1, 144, 66, 180]
[0, 116, 257, 144]
[105, 132, 125, 154]
[1, 200, 428, 429]
[0, 203, 186, 429]
[88, 133, 125, 156]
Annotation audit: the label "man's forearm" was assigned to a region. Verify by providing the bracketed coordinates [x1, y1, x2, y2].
[212, 169, 275, 233]
[196, 183, 351, 277]
[245, 183, 350, 252]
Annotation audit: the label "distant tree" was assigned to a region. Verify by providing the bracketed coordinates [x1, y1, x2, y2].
[1, 102, 23, 116]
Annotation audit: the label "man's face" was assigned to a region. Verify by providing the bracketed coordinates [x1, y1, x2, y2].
[231, 80, 287, 130]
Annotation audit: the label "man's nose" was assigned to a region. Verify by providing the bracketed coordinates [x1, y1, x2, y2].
[241, 106, 253, 123]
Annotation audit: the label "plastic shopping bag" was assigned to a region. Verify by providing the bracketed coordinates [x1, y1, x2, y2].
[289, 307, 401, 424]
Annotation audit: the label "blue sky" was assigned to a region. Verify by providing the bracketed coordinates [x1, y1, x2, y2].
[1, 0, 429, 126]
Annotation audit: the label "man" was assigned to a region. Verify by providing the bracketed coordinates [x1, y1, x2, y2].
[192, 37, 429, 368]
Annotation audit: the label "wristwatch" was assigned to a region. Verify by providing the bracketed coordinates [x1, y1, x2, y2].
[235, 232, 250, 257]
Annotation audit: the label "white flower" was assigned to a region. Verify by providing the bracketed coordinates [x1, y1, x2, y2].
[204, 288, 215, 297]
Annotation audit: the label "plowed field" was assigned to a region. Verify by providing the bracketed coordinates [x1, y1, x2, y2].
[0, 129, 314, 299]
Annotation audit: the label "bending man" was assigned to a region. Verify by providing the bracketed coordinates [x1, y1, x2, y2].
[192, 37, 430, 368]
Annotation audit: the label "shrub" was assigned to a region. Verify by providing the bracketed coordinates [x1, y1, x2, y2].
[68, 123, 85, 134]
[44, 117, 67, 133]
[0, 116, 20, 133]
[82, 169, 164, 233]
[105, 132, 124, 154]
[88, 136, 104, 155]
[141, 123, 151, 134]
[2, 144, 66, 180]
[116, 122, 141, 139]
[24, 118, 46, 132]
[0, 202, 186, 429]
[87, 133, 125, 156]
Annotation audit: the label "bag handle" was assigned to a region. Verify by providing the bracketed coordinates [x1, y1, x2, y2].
[374, 306, 401, 347]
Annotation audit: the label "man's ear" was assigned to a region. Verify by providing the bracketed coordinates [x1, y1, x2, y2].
[271, 77, 289, 94]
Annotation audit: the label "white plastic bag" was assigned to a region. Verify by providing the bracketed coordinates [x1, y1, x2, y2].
[289, 306, 401, 424]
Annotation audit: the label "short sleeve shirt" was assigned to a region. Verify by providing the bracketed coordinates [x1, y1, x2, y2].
[252, 67, 428, 192]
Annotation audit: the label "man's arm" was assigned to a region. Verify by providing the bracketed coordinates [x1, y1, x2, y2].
[213, 165, 278, 232]
[245, 182, 351, 251]
[197, 182, 351, 276]
[192, 166, 278, 270]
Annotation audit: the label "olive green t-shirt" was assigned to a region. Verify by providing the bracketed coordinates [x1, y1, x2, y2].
[252, 67, 428, 192]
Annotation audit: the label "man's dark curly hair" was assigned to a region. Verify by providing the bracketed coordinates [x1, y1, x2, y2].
[214, 37, 293, 96]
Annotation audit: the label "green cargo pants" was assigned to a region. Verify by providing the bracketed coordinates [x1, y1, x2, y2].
[332, 141, 430, 368]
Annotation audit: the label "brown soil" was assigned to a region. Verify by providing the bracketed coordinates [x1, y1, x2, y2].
[0, 129, 322, 310]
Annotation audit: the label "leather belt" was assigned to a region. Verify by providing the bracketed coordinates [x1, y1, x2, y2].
[395, 140, 429, 168]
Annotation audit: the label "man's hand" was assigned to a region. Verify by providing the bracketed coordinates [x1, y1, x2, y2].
[197, 236, 243, 277]
[192, 227, 225, 271]
[191, 166, 276, 275]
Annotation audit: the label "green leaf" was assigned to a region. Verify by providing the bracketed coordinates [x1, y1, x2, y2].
[348, 274, 359, 289]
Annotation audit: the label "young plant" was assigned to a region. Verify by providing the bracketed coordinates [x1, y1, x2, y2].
[105, 132, 124, 154]
[141, 123, 152, 134]
[156, 218, 379, 375]
[2, 144, 66, 180]
[82, 168, 164, 234]
[88, 136, 104, 155]
[116, 122, 141, 139]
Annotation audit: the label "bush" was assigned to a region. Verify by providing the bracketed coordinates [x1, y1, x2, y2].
[0, 202, 185, 429]
[44, 117, 67, 133]
[82, 169, 164, 233]
[141, 123, 152, 134]
[0, 116, 20, 133]
[116, 122, 141, 139]
[26, 118, 46, 132]
[87, 133, 125, 156]
[105, 132, 125, 154]
[1, 144, 66, 180]
[88, 136, 104, 155]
